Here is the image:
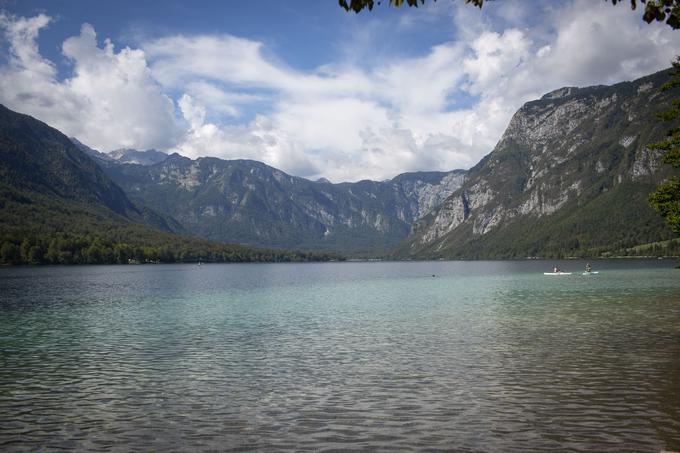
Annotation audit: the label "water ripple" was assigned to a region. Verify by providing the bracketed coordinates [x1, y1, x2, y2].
[1, 261, 679, 451]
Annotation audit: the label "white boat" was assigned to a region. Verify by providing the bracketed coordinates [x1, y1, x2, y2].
[543, 272, 572, 275]
[582, 271, 599, 275]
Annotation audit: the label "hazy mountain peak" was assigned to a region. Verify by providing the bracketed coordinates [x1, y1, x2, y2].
[108, 148, 168, 166]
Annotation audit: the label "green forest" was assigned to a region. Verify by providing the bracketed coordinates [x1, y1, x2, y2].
[0, 185, 344, 266]
[0, 231, 343, 265]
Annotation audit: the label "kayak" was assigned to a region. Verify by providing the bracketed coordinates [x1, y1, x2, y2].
[543, 272, 572, 275]
[582, 271, 599, 275]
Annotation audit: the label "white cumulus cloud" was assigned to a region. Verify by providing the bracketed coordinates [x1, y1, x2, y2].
[0, 14, 177, 151]
[1, 1, 679, 182]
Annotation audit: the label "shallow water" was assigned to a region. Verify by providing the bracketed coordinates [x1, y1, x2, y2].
[1, 260, 679, 452]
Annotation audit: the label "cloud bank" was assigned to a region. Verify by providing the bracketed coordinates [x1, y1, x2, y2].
[0, 1, 678, 182]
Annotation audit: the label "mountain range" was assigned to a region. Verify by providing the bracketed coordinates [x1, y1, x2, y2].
[1, 67, 678, 262]
[0, 105, 339, 264]
[94, 154, 465, 254]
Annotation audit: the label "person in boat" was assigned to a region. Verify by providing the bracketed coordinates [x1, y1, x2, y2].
[585, 262, 592, 272]
[553, 266, 561, 273]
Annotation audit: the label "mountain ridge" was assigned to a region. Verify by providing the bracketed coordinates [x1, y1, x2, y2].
[398, 68, 678, 259]
[94, 150, 466, 254]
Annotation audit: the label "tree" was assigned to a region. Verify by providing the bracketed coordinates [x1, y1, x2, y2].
[339, 0, 680, 30]
[649, 57, 680, 234]
[339, 0, 481, 12]
[1, 241, 20, 264]
[28, 245, 44, 264]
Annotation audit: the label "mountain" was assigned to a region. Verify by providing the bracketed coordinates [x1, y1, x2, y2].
[98, 155, 465, 254]
[0, 105, 338, 265]
[108, 148, 168, 166]
[0, 104, 150, 221]
[69, 139, 169, 166]
[399, 69, 678, 259]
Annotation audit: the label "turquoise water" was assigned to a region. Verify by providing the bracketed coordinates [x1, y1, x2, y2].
[1, 260, 679, 451]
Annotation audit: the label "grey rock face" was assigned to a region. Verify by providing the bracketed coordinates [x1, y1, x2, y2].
[404, 68, 676, 258]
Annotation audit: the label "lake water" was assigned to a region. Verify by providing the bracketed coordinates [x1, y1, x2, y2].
[1, 260, 679, 452]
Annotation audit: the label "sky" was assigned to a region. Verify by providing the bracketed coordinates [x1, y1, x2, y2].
[0, 0, 678, 182]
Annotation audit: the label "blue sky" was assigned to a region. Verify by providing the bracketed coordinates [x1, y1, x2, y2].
[8, 1, 462, 70]
[1, 0, 679, 181]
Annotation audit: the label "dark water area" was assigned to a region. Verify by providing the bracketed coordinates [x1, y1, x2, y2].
[1, 260, 679, 451]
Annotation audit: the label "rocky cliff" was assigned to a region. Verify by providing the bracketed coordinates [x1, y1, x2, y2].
[400, 69, 677, 258]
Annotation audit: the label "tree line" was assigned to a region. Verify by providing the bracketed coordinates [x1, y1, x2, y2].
[0, 232, 344, 265]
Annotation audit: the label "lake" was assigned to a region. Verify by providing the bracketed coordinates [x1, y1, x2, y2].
[1, 260, 679, 452]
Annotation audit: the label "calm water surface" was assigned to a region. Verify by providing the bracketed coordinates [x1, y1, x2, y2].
[1, 260, 679, 452]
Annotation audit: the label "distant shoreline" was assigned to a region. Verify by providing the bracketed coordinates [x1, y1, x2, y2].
[2, 256, 678, 267]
